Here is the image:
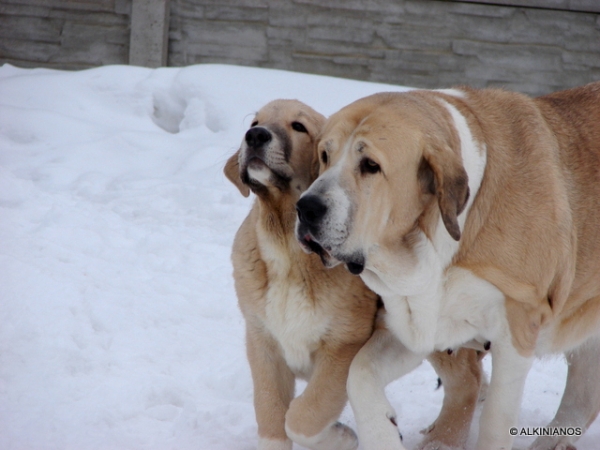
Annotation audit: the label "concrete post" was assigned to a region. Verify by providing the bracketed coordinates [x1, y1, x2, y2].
[129, 0, 170, 68]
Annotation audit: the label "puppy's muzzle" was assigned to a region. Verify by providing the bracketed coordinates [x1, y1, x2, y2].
[243, 126, 271, 170]
[296, 194, 327, 228]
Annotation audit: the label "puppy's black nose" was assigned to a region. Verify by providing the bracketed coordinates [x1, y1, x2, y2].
[245, 127, 271, 148]
[296, 194, 327, 227]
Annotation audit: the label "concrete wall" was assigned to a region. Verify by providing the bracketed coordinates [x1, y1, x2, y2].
[1, 0, 599, 95]
[0, 0, 131, 69]
[167, 0, 600, 95]
[130, 0, 170, 67]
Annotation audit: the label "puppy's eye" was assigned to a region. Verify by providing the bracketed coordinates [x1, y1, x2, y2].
[360, 158, 381, 175]
[291, 122, 308, 133]
[321, 151, 328, 165]
[251, 121, 258, 127]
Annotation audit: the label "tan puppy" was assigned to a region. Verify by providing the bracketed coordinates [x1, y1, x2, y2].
[296, 82, 600, 450]
[226, 99, 485, 450]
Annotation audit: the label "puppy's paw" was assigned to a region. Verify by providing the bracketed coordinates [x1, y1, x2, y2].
[286, 421, 358, 450]
[257, 436, 293, 450]
[416, 442, 464, 450]
[416, 422, 467, 450]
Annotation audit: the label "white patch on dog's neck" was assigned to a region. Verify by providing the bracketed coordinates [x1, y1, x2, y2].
[442, 97, 487, 216]
[362, 94, 489, 354]
[432, 97, 487, 265]
[435, 88, 466, 99]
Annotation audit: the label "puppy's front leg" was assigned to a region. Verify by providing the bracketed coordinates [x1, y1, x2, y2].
[419, 348, 484, 450]
[476, 335, 533, 450]
[347, 324, 426, 450]
[246, 323, 295, 450]
[285, 341, 363, 450]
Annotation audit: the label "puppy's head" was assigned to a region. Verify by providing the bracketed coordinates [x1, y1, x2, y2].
[224, 99, 325, 200]
[296, 91, 470, 276]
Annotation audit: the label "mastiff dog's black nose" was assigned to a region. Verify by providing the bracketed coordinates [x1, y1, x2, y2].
[296, 194, 327, 227]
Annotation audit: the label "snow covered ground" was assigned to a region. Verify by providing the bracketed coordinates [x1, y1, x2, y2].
[0, 63, 597, 450]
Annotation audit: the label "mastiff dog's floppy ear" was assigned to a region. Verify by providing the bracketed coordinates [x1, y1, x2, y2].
[419, 144, 469, 241]
[224, 150, 250, 198]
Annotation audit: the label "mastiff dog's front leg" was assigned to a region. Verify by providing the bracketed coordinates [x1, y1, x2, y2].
[348, 325, 426, 450]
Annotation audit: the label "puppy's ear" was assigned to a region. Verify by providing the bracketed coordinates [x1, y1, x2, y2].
[419, 145, 469, 241]
[224, 150, 250, 197]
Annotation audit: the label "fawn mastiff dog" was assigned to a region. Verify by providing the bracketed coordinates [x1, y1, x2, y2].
[296, 82, 600, 450]
[226, 99, 484, 450]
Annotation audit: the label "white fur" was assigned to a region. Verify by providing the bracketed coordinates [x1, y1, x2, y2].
[435, 88, 467, 99]
[264, 282, 327, 375]
[436, 268, 505, 349]
[248, 164, 273, 186]
[361, 243, 444, 353]
[440, 268, 533, 449]
[258, 228, 329, 376]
